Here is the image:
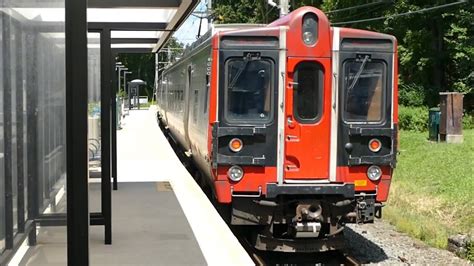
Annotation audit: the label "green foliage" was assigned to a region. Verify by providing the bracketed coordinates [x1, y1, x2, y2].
[118, 37, 184, 99]
[325, 0, 474, 107]
[399, 83, 426, 107]
[213, 0, 324, 24]
[213, 0, 271, 24]
[118, 53, 155, 97]
[398, 105, 428, 132]
[463, 114, 474, 130]
[117, 89, 127, 98]
[467, 241, 474, 261]
[213, 1, 474, 108]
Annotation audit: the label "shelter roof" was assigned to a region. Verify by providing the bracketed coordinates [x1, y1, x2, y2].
[8, 0, 199, 53]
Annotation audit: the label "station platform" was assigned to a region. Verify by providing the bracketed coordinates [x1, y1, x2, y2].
[13, 107, 253, 266]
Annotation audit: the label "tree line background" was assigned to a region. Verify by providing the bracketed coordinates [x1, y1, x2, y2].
[119, 0, 473, 129]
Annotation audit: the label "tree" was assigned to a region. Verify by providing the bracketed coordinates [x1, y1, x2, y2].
[213, 0, 473, 108]
[118, 37, 184, 99]
[326, 0, 473, 107]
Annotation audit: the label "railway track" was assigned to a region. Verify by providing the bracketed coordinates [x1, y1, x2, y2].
[238, 235, 361, 265]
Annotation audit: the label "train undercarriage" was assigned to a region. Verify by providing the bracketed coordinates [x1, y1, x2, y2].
[231, 194, 380, 252]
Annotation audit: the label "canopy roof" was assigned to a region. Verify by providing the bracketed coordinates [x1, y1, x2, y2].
[8, 0, 199, 53]
[129, 79, 147, 85]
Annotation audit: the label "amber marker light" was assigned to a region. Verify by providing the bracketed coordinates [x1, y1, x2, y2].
[368, 138, 382, 152]
[229, 138, 243, 152]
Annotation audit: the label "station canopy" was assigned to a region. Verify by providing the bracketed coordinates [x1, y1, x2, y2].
[9, 0, 199, 53]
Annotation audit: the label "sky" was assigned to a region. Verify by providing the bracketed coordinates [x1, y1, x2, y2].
[172, 0, 210, 46]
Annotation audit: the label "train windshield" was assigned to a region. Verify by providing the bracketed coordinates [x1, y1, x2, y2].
[225, 57, 273, 123]
[343, 59, 386, 123]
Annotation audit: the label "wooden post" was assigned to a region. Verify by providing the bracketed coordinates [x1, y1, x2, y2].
[439, 92, 463, 143]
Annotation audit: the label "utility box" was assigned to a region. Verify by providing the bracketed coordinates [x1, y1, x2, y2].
[439, 92, 463, 143]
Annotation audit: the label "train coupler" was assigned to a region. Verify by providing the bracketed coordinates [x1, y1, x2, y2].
[293, 222, 322, 238]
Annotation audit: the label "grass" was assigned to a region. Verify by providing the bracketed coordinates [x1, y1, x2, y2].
[138, 102, 151, 108]
[384, 129, 474, 257]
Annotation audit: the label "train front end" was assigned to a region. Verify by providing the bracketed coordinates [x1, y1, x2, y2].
[210, 6, 398, 252]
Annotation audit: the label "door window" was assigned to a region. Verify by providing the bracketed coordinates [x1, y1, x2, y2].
[293, 62, 324, 123]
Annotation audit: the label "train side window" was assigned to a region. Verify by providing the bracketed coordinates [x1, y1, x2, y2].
[343, 60, 385, 123]
[224, 57, 274, 123]
[193, 90, 198, 123]
[203, 75, 209, 114]
[293, 61, 324, 123]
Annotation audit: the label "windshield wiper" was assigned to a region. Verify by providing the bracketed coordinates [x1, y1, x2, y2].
[228, 54, 253, 89]
[347, 55, 370, 93]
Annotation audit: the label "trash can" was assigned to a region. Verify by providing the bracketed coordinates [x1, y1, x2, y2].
[428, 107, 441, 141]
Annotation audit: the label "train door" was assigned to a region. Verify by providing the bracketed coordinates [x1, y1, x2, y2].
[284, 58, 331, 181]
[183, 65, 193, 149]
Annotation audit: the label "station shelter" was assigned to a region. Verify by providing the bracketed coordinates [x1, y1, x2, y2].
[0, 0, 199, 264]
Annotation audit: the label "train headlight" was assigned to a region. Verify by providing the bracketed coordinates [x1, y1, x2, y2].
[229, 138, 243, 152]
[227, 165, 244, 182]
[302, 13, 318, 46]
[367, 165, 382, 181]
[368, 138, 382, 153]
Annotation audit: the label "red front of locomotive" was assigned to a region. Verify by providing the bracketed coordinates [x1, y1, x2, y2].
[207, 6, 398, 252]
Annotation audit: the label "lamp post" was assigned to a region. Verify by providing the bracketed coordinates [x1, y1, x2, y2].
[117, 67, 128, 93]
[115, 63, 128, 94]
[123, 71, 132, 110]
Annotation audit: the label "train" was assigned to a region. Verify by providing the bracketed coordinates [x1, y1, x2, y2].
[156, 6, 398, 252]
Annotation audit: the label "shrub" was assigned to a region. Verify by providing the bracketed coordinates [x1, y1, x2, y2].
[463, 114, 474, 130]
[398, 105, 429, 131]
[399, 83, 426, 107]
[467, 241, 474, 261]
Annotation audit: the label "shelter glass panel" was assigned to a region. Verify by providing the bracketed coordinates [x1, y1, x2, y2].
[0, 14, 5, 253]
[88, 32, 102, 213]
[1, 0, 67, 262]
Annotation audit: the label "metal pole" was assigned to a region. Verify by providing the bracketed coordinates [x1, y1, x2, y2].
[65, 0, 90, 262]
[100, 28, 112, 245]
[123, 72, 128, 90]
[118, 69, 121, 94]
[2, 14, 14, 251]
[279, 0, 289, 17]
[155, 53, 159, 90]
[128, 83, 131, 110]
[137, 86, 140, 110]
[207, 0, 212, 30]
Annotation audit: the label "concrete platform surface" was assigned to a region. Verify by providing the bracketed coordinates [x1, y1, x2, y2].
[19, 183, 206, 266]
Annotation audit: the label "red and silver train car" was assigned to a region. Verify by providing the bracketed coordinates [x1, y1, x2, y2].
[156, 6, 398, 252]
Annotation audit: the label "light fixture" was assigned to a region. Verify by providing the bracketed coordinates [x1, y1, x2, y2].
[229, 138, 243, 152]
[368, 138, 382, 153]
[302, 13, 318, 46]
[367, 165, 382, 181]
[227, 166, 244, 182]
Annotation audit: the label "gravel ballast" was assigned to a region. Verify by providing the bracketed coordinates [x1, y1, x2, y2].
[344, 220, 472, 265]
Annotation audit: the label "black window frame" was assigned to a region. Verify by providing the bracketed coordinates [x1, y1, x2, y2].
[223, 57, 275, 124]
[342, 59, 387, 124]
[293, 61, 324, 124]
